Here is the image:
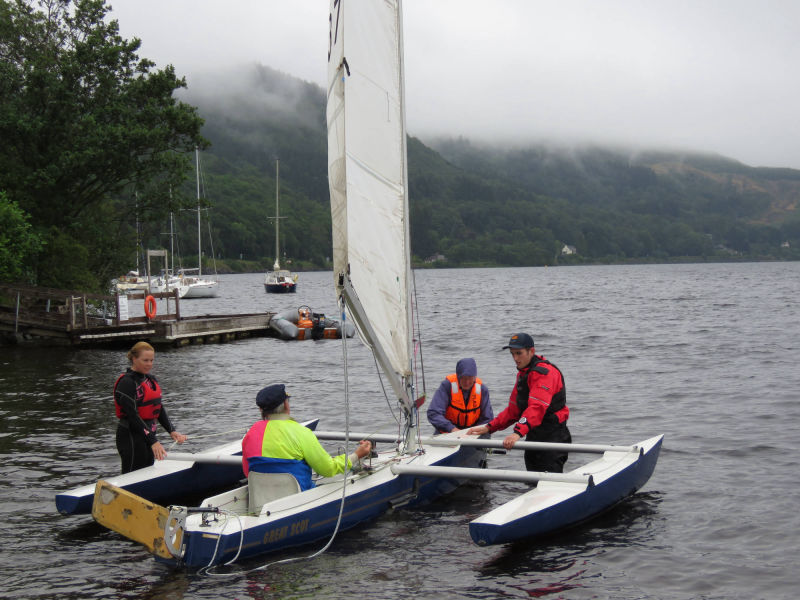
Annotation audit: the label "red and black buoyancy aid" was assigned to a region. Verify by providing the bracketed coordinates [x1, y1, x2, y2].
[444, 373, 484, 429]
[113, 372, 163, 421]
[514, 357, 568, 435]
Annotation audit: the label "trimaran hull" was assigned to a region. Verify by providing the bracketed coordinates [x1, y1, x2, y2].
[57, 419, 318, 515]
[56, 440, 244, 516]
[469, 434, 664, 545]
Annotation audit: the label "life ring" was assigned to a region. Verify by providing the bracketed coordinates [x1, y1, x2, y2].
[144, 295, 157, 319]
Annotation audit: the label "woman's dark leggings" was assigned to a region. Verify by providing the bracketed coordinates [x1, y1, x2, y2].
[116, 424, 154, 474]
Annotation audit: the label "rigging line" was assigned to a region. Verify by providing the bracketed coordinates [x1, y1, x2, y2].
[196, 151, 218, 277]
[188, 427, 247, 439]
[164, 427, 248, 450]
[198, 510, 244, 576]
[373, 354, 400, 426]
[411, 269, 426, 398]
[340, 285, 399, 425]
[207, 510, 244, 570]
[206, 215, 219, 276]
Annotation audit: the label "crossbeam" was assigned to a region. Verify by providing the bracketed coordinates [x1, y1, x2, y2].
[390, 463, 593, 486]
[167, 453, 242, 466]
[313, 430, 638, 454]
[314, 430, 399, 443]
[424, 436, 639, 455]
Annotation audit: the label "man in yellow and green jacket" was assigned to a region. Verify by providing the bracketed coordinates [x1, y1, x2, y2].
[241, 384, 371, 490]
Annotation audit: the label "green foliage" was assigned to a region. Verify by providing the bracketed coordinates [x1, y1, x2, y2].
[0, 191, 41, 282]
[35, 227, 98, 290]
[0, 0, 206, 289]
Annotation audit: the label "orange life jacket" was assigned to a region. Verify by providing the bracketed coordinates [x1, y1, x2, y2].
[444, 373, 483, 428]
[297, 308, 312, 328]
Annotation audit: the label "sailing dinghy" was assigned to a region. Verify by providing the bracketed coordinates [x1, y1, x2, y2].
[88, 0, 663, 567]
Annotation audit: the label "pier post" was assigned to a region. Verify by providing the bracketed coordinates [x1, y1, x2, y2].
[174, 288, 181, 321]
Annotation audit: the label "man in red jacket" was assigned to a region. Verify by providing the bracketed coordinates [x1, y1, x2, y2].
[468, 333, 571, 473]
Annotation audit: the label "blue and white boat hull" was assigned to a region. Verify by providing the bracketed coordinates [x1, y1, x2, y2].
[56, 440, 244, 515]
[155, 435, 484, 567]
[469, 434, 663, 546]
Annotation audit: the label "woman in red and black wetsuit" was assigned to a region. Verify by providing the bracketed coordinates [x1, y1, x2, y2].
[114, 341, 187, 473]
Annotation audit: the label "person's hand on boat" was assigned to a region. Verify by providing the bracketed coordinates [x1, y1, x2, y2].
[170, 431, 188, 444]
[466, 425, 489, 436]
[354, 440, 372, 459]
[502, 433, 521, 449]
[151, 441, 168, 460]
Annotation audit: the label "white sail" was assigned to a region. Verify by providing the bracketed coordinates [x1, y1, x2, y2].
[327, 0, 411, 381]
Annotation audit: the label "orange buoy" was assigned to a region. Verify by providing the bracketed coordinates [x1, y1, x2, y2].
[144, 295, 157, 319]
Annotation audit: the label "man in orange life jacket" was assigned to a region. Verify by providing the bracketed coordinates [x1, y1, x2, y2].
[427, 358, 493, 434]
[468, 333, 571, 473]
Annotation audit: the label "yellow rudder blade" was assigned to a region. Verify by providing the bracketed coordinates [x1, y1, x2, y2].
[91, 480, 180, 559]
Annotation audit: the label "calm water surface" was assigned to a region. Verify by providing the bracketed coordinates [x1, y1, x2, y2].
[1, 263, 798, 599]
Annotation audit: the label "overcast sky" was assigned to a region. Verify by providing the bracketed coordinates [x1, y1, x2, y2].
[108, 0, 800, 169]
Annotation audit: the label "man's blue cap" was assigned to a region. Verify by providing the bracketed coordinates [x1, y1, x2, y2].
[456, 358, 477, 377]
[256, 384, 289, 411]
[503, 333, 534, 349]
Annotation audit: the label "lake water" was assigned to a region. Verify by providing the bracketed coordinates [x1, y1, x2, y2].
[1, 263, 798, 599]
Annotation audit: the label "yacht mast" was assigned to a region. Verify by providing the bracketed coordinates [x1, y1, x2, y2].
[195, 147, 202, 277]
[274, 158, 280, 271]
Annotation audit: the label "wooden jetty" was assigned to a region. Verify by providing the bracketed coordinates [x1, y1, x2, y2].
[0, 284, 276, 347]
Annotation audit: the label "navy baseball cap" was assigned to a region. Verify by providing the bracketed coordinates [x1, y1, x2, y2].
[503, 333, 534, 349]
[256, 384, 290, 411]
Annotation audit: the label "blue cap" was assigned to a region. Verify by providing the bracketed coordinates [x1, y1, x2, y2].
[503, 333, 534, 349]
[256, 384, 289, 411]
[456, 358, 477, 377]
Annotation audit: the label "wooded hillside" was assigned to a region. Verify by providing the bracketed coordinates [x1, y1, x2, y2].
[176, 64, 800, 271]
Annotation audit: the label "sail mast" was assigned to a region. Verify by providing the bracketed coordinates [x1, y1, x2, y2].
[274, 158, 280, 271]
[397, 0, 414, 389]
[134, 192, 140, 274]
[195, 147, 202, 278]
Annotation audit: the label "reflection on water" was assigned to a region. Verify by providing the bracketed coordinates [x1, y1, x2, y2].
[2, 264, 800, 599]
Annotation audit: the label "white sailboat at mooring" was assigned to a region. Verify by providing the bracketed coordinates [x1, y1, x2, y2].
[264, 158, 298, 293]
[85, 0, 663, 568]
[178, 148, 219, 299]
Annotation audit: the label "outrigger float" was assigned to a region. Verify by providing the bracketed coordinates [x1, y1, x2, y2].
[55, 420, 318, 516]
[57, 439, 243, 516]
